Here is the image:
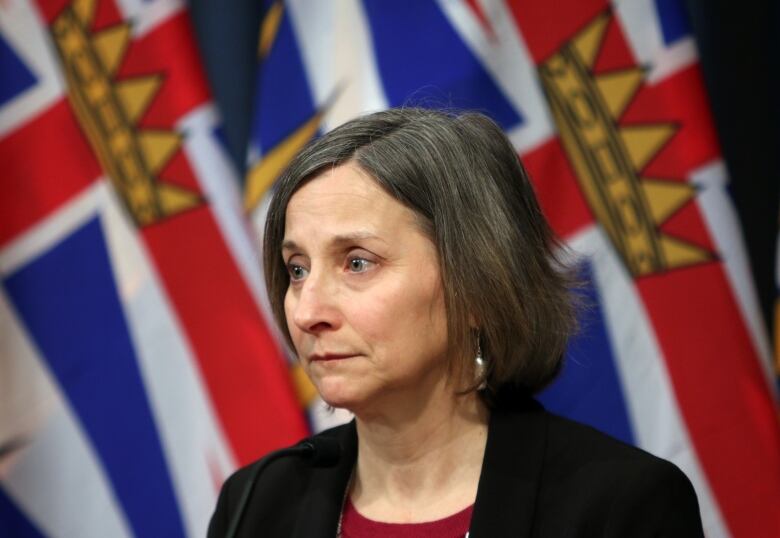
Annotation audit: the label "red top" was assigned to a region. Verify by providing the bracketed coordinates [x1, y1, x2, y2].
[340, 498, 473, 538]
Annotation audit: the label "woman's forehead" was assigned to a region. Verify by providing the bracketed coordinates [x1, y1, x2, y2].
[290, 163, 382, 202]
[285, 165, 416, 235]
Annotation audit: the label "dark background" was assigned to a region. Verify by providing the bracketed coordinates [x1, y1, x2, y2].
[188, 0, 780, 340]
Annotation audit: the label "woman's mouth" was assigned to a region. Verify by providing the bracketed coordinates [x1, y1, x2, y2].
[310, 353, 357, 362]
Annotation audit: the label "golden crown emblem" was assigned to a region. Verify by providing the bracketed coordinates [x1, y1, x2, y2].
[538, 11, 713, 277]
[51, 0, 202, 226]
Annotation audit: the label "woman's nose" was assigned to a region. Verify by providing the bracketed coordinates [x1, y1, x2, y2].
[290, 273, 339, 334]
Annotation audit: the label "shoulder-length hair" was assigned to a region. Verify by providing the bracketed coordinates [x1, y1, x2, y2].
[264, 108, 576, 396]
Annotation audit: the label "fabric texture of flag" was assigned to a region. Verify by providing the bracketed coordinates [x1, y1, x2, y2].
[245, 1, 780, 537]
[0, 0, 307, 536]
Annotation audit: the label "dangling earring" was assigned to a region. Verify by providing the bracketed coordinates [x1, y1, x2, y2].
[475, 331, 487, 390]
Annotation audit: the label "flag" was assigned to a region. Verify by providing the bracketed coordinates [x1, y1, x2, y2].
[245, 1, 780, 537]
[0, 0, 307, 536]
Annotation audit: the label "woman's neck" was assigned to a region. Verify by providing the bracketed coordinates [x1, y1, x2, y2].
[350, 388, 488, 523]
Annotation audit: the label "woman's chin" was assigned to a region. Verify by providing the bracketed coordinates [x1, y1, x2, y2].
[315, 378, 362, 411]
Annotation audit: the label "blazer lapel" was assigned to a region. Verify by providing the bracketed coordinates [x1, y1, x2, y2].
[292, 421, 357, 538]
[469, 395, 548, 538]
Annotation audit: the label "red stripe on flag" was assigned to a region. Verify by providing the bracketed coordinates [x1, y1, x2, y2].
[142, 207, 308, 465]
[507, 0, 607, 63]
[119, 12, 211, 128]
[523, 139, 594, 239]
[36, 0, 74, 23]
[591, 14, 636, 73]
[0, 100, 100, 246]
[623, 65, 721, 176]
[638, 265, 780, 538]
[660, 200, 716, 254]
[157, 148, 203, 193]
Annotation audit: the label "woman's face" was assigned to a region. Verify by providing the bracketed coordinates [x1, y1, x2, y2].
[282, 163, 449, 414]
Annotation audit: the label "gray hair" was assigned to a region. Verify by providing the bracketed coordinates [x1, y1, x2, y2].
[264, 108, 575, 396]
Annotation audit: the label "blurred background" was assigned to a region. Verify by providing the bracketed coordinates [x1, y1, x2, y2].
[1, 0, 779, 536]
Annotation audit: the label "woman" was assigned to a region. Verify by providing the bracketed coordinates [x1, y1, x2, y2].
[208, 108, 704, 537]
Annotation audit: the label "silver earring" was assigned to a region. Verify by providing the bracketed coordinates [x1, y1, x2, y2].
[475, 333, 487, 390]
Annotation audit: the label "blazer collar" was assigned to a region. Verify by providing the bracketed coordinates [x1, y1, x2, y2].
[469, 393, 547, 537]
[292, 422, 357, 538]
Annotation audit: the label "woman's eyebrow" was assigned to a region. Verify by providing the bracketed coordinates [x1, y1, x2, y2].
[329, 232, 387, 247]
[281, 239, 300, 252]
[282, 232, 388, 253]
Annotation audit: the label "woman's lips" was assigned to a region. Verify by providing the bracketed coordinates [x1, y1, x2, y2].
[310, 353, 357, 362]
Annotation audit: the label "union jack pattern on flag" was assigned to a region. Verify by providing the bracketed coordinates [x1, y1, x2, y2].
[0, 0, 307, 536]
[245, 1, 780, 537]
[2, 0, 780, 537]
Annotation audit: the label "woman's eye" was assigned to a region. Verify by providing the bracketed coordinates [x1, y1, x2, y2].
[287, 264, 309, 281]
[347, 257, 373, 273]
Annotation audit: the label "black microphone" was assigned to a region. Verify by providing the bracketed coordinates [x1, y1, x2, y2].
[297, 436, 341, 467]
[225, 437, 341, 538]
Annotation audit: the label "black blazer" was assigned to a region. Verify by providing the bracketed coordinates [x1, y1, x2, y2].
[208, 394, 704, 537]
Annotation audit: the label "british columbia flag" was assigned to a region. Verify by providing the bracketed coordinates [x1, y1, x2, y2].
[2, 0, 779, 537]
[0, 0, 307, 536]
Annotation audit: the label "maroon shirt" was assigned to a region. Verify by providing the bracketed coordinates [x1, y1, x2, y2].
[340, 498, 473, 538]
